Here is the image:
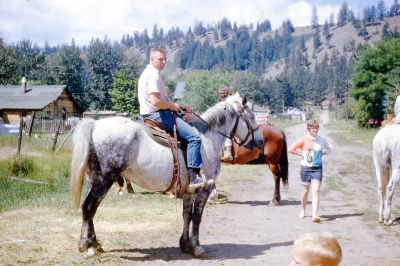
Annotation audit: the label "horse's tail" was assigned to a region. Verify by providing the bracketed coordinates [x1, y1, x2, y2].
[70, 118, 95, 210]
[279, 132, 289, 186]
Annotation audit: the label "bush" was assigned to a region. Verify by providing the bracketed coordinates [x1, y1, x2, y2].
[352, 98, 370, 127]
[7, 155, 36, 177]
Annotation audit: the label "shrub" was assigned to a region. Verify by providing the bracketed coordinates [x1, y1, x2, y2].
[7, 155, 36, 177]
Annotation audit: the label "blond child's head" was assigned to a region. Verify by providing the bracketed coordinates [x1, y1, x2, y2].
[307, 119, 320, 131]
[290, 232, 342, 266]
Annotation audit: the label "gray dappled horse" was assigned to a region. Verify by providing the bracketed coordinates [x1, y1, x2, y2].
[70, 92, 263, 257]
[373, 124, 400, 225]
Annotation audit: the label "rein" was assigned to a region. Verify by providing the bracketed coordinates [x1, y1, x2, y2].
[186, 105, 258, 147]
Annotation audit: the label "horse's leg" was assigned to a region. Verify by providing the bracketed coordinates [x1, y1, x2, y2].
[383, 169, 400, 226]
[115, 176, 124, 196]
[79, 176, 114, 256]
[126, 179, 134, 194]
[190, 184, 215, 257]
[267, 163, 281, 206]
[375, 167, 385, 223]
[207, 186, 219, 204]
[180, 193, 195, 253]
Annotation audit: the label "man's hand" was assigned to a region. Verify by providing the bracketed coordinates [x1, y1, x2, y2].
[180, 105, 192, 113]
[171, 103, 181, 112]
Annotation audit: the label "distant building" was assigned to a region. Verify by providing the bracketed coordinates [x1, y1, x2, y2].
[287, 107, 306, 121]
[250, 103, 271, 123]
[173, 81, 186, 99]
[0, 82, 82, 125]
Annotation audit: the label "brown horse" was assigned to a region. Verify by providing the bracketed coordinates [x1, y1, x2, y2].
[221, 122, 288, 206]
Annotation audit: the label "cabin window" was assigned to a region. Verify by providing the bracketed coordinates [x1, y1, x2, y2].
[62, 107, 67, 120]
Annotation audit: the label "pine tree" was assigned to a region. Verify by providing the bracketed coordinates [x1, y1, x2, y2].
[382, 22, 391, 39]
[337, 2, 349, 27]
[322, 20, 330, 41]
[390, 0, 400, 16]
[313, 27, 322, 49]
[358, 21, 369, 37]
[377, 0, 386, 20]
[329, 13, 335, 27]
[311, 6, 319, 29]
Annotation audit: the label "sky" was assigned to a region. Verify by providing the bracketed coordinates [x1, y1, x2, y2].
[0, 0, 394, 47]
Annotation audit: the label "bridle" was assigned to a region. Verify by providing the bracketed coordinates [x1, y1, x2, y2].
[228, 105, 259, 146]
[188, 103, 259, 147]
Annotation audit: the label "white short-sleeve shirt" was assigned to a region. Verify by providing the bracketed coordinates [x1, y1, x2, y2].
[138, 64, 168, 115]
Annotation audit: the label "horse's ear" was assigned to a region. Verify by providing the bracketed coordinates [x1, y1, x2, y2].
[242, 97, 247, 106]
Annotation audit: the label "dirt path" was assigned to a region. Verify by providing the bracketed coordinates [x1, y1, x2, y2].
[177, 111, 400, 266]
[107, 111, 400, 265]
[1, 112, 400, 265]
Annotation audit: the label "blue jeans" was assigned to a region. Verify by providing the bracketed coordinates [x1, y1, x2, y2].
[142, 110, 203, 168]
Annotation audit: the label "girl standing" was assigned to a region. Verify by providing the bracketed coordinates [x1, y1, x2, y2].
[288, 120, 334, 222]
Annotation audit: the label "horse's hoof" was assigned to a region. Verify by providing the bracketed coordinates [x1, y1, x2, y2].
[268, 200, 279, 207]
[179, 237, 192, 253]
[384, 219, 393, 226]
[193, 246, 206, 258]
[208, 199, 220, 205]
[378, 217, 384, 223]
[204, 179, 215, 187]
[86, 247, 97, 257]
[85, 245, 104, 257]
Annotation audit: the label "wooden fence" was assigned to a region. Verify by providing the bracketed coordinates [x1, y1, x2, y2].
[23, 118, 79, 134]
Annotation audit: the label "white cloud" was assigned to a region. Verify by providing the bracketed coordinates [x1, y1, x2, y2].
[0, 0, 373, 46]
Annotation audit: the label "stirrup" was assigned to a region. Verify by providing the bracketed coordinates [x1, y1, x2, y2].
[187, 181, 204, 193]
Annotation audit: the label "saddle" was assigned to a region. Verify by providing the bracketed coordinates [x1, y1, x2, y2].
[142, 118, 188, 192]
[143, 118, 182, 148]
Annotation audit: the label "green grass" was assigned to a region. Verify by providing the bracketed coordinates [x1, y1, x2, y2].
[326, 119, 379, 145]
[0, 135, 72, 212]
[271, 118, 303, 129]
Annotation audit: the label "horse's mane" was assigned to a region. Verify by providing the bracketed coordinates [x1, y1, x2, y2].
[192, 95, 239, 134]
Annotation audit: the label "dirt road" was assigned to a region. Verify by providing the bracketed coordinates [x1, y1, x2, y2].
[105, 111, 400, 265]
[1, 112, 399, 265]
[168, 113, 399, 266]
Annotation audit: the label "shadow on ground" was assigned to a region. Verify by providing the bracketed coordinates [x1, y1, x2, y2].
[322, 213, 364, 221]
[109, 241, 293, 262]
[226, 199, 300, 206]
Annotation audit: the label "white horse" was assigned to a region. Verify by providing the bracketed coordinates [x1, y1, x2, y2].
[372, 124, 400, 225]
[70, 92, 263, 257]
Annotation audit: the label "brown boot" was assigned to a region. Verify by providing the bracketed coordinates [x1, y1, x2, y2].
[187, 168, 205, 193]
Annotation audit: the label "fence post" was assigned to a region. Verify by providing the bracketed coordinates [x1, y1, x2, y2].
[17, 116, 24, 155]
[28, 111, 36, 138]
[52, 120, 62, 152]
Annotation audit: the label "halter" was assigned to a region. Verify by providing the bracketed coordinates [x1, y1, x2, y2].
[188, 103, 259, 147]
[229, 105, 259, 146]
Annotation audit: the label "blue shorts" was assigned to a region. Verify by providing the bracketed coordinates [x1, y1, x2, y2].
[300, 166, 322, 185]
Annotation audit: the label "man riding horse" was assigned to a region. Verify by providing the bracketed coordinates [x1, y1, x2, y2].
[138, 47, 208, 193]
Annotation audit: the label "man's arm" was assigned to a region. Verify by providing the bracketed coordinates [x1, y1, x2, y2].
[149, 92, 180, 112]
